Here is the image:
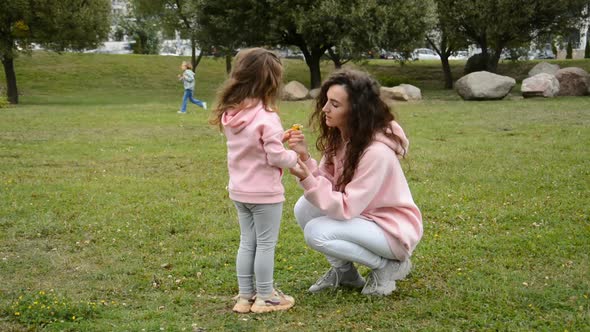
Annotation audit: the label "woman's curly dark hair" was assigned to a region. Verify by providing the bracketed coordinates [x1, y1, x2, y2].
[310, 69, 406, 191]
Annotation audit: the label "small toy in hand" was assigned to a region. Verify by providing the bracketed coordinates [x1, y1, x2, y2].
[291, 124, 303, 131]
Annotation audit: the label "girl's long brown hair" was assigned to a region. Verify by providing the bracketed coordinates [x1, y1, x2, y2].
[310, 69, 406, 191]
[210, 48, 283, 129]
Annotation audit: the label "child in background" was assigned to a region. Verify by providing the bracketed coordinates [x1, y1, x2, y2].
[209, 48, 297, 313]
[178, 61, 206, 114]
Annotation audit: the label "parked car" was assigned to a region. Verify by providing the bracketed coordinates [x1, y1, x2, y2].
[412, 48, 440, 61]
[534, 50, 555, 59]
[449, 50, 469, 60]
[379, 49, 414, 61]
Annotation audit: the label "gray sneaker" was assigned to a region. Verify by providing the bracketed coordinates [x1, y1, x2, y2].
[361, 259, 411, 296]
[309, 264, 365, 293]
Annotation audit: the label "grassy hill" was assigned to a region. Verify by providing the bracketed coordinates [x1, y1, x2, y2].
[0, 53, 589, 331]
[6, 51, 590, 103]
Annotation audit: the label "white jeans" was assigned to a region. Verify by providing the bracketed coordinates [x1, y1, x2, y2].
[294, 196, 399, 270]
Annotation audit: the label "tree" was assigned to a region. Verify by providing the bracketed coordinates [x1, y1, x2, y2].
[198, 0, 271, 74]
[438, 0, 588, 73]
[426, 0, 469, 89]
[133, 0, 268, 73]
[133, 0, 206, 70]
[142, 0, 429, 88]
[264, 0, 346, 88]
[0, 0, 110, 104]
[567, 41, 574, 59]
[267, 0, 430, 89]
[552, 41, 558, 56]
[119, 14, 162, 55]
[328, 0, 430, 69]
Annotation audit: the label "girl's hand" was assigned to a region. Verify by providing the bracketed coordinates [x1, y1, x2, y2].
[289, 158, 311, 180]
[282, 129, 291, 143]
[288, 130, 309, 160]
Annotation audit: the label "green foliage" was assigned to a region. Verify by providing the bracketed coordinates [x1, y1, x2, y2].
[0, 0, 111, 103]
[464, 53, 492, 74]
[437, 0, 588, 71]
[374, 74, 415, 87]
[6, 290, 99, 327]
[122, 16, 162, 55]
[0, 96, 9, 108]
[567, 41, 573, 59]
[584, 40, 590, 59]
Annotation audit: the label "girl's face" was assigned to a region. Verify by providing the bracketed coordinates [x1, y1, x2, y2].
[322, 84, 350, 134]
[181, 63, 187, 70]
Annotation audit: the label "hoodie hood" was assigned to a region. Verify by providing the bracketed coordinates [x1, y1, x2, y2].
[374, 121, 409, 156]
[221, 100, 264, 134]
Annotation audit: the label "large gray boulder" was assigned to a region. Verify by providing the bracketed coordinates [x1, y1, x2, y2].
[282, 81, 309, 101]
[528, 62, 560, 77]
[380, 86, 409, 102]
[455, 71, 516, 100]
[521, 73, 560, 98]
[555, 67, 589, 96]
[309, 88, 321, 99]
[398, 84, 422, 100]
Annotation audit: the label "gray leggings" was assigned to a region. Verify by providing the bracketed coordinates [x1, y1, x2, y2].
[294, 196, 400, 270]
[233, 201, 283, 298]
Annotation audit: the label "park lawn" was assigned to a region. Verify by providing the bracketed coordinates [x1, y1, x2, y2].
[0, 53, 589, 331]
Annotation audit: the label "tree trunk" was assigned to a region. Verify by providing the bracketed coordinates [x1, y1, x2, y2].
[327, 48, 342, 69]
[2, 57, 18, 104]
[194, 51, 203, 68]
[488, 46, 503, 73]
[225, 54, 232, 74]
[190, 38, 198, 70]
[440, 56, 453, 89]
[307, 53, 322, 89]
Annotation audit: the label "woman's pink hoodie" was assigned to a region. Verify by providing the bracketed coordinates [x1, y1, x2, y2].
[222, 101, 298, 204]
[299, 121, 422, 259]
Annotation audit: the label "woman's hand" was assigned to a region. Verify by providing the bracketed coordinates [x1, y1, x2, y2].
[289, 158, 311, 180]
[288, 129, 309, 161]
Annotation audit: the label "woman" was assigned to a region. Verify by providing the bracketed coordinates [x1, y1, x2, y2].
[288, 69, 422, 296]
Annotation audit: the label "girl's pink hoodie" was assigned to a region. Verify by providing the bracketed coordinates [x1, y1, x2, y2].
[299, 121, 422, 259]
[222, 101, 298, 204]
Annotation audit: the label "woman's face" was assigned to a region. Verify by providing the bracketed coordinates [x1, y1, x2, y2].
[322, 84, 350, 133]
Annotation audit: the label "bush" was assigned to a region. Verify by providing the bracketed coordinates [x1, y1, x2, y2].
[585, 40, 590, 59]
[464, 53, 491, 74]
[566, 42, 573, 59]
[0, 96, 9, 108]
[375, 74, 414, 87]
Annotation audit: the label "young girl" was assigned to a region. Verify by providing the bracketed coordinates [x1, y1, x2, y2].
[210, 48, 297, 313]
[178, 61, 206, 113]
[288, 69, 423, 296]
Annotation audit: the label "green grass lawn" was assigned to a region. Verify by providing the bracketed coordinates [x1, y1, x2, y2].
[0, 53, 589, 331]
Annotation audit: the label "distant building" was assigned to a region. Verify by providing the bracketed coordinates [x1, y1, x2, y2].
[110, 0, 131, 42]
